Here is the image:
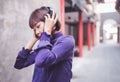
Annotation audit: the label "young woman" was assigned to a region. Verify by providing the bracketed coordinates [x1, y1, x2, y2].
[14, 6, 75, 82]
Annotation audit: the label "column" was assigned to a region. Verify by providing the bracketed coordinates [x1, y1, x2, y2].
[78, 11, 83, 57]
[60, 0, 65, 34]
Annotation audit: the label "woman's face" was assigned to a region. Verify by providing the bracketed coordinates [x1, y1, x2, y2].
[33, 21, 44, 38]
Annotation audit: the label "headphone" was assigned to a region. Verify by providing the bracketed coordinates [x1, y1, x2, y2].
[47, 7, 53, 18]
[47, 7, 60, 31]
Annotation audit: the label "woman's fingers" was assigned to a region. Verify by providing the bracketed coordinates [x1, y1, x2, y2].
[51, 10, 55, 19]
[44, 11, 57, 24]
[54, 14, 58, 24]
[44, 15, 47, 20]
[51, 10, 57, 24]
[44, 10, 58, 34]
[46, 14, 50, 19]
[45, 11, 57, 20]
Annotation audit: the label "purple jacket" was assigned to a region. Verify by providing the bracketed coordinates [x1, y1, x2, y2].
[14, 32, 75, 82]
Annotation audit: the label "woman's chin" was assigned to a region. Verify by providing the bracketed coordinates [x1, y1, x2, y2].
[35, 34, 40, 38]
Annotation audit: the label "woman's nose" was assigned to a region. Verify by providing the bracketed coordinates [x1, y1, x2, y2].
[36, 30, 40, 34]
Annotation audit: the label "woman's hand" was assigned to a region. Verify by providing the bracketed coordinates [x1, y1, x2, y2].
[25, 33, 39, 50]
[44, 10, 57, 35]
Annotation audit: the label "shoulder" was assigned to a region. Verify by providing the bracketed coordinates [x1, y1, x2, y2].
[58, 35, 75, 46]
[61, 35, 75, 42]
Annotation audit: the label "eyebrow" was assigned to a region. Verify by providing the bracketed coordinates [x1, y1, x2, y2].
[36, 22, 41, 27]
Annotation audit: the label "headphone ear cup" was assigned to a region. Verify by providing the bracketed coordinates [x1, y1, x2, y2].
[47, 7, 60, 31]
[49, 9, 53, 18]
[47, 7, 53, 18]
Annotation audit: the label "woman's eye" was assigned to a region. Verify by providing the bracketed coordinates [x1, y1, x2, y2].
[37, 26, 39, 28]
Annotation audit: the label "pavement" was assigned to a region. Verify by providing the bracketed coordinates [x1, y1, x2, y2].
[71, 42, 120, 82]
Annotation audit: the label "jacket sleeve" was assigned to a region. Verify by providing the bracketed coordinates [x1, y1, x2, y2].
[14, 47, 38, 69]
[35, 32, 75, 67]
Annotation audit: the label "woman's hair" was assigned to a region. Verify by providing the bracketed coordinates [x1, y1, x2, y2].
[29, 6, 61, 31]
[115, 0, 120, 11]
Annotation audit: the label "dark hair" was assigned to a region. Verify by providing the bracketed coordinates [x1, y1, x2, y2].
[29, 6, 61, 31]
[115, 0, 120, 10]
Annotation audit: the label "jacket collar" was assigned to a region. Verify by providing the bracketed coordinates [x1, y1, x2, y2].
[51, 32, 63, 44]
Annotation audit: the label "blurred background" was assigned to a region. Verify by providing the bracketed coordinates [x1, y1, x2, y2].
[0, 0, 120, 82]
